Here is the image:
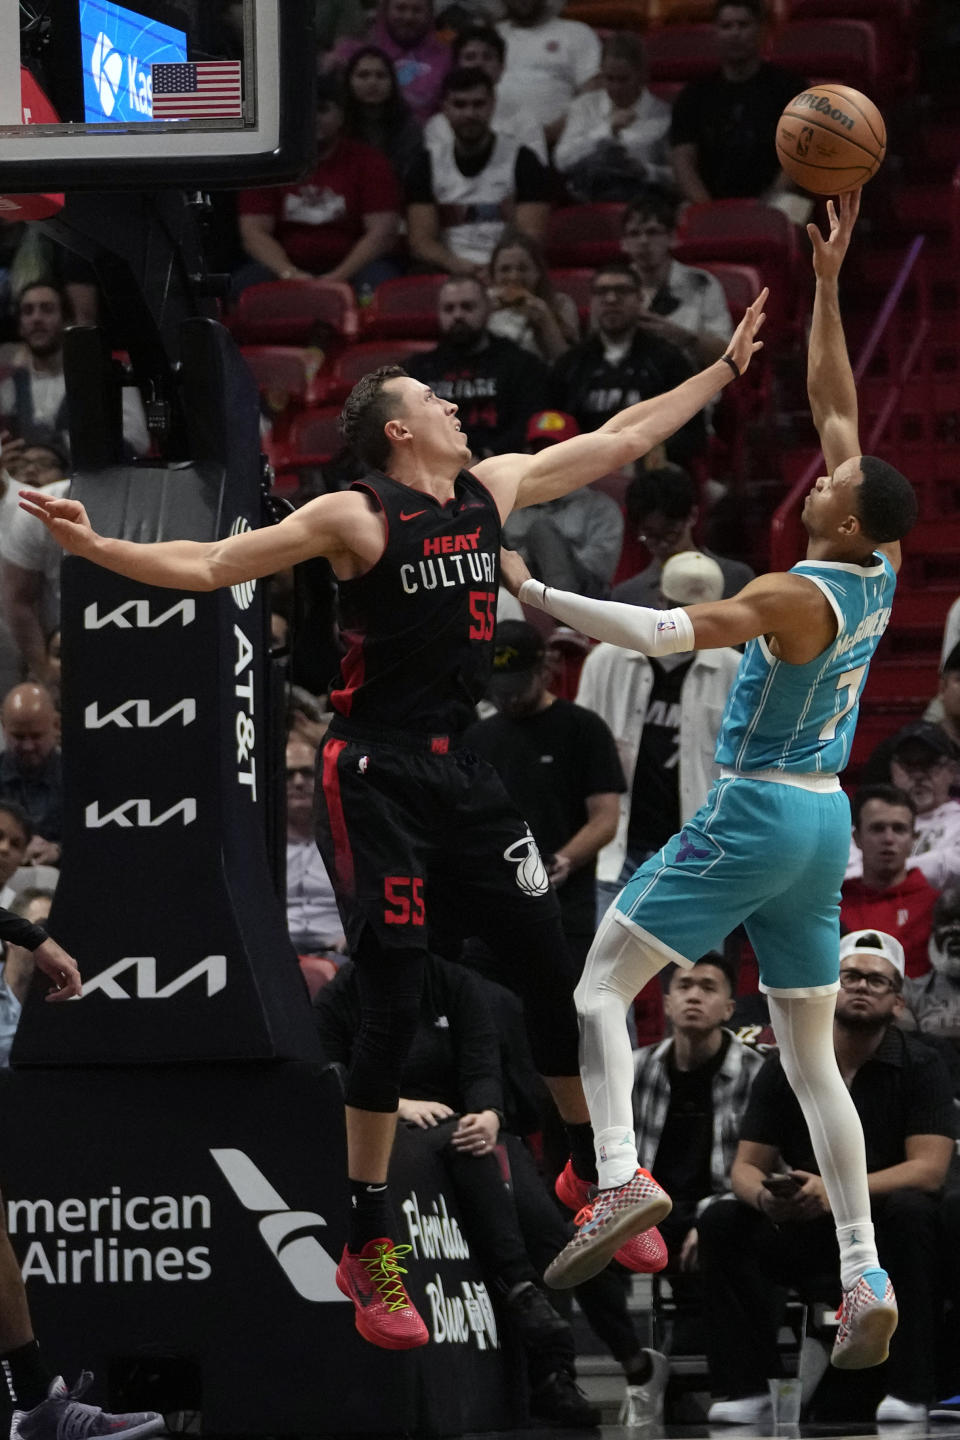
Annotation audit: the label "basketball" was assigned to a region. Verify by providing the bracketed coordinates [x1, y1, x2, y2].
[776, 86, 886, 195]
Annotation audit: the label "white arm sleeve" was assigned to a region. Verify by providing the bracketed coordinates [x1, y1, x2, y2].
[520, 579, 695, 656]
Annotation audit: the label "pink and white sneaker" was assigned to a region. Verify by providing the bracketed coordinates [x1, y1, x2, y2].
[831, 1268, 898, 1369]
[545, 1167, 672, 1289]
[555, 1160, 668, 1275]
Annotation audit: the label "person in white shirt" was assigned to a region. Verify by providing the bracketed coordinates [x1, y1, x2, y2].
[285, 735, 346, 957]
[619, 188, 733, 367]
[1, 472, 68, 687]
[0, 282, 150, 461]
[0, 432, 63, 697]
[496, 0, 602, 145]
[554, 32, 673, 202]
[407, 67, 553, 274]
[423, 23, 548, 164]
[575, 550, 741, 918]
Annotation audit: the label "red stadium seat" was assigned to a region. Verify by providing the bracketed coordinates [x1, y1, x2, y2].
[645, 24, 720, 83]
[362, 273, 448, 339]
[549, 268, 596, 323]
[561, 0, 648, 29]
[673, 201, 800, 338]
[769, 19, 879, 95]
[696, 262, 765, 324]
[228, 279, 359, 346]
[319, 339, 437, 404]
[545, 206, 625, 268]
[240, 346, 326, 419]
[647, 0, 787, 21]
[270, 407, 345, 486]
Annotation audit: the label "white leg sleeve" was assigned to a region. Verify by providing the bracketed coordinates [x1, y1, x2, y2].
[768, 993, 879, 1288]
[575, 906, 669, 1189]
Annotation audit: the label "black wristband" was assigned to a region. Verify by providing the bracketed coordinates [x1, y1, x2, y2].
[721, 353, 740, 379]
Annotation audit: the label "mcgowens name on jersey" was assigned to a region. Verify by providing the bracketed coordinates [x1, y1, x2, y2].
[836, 605, 892, 658]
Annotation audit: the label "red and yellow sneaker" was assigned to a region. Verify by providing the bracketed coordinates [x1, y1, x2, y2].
[554, 1159, 669, 1277]
[831, 1268, 898, 1370]
[336, 1238, 429, 1350]
[546, 1167, 672, 1289]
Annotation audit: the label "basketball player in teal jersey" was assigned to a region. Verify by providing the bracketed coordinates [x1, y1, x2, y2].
[503, 190, 917, 1371]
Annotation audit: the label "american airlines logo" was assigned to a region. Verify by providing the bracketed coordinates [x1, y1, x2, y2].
[84, 699, 196, 730]
[84, 599, 196, 630]
[85, 798, 197, 828]
[210, 1149, 345, 1303]
[77, 955, 227, 1000]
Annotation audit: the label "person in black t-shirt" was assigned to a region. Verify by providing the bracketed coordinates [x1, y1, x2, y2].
[406, 277, 550, 457]
[21, 295, 767, 1352]
[406, 66, 554, 277]
[464, 620, 625, 967]
[626, 954, 765, 1419]
[549, 264, 707, 466]
[669, 0, 804, 204]
[699, 930, 956, 1425]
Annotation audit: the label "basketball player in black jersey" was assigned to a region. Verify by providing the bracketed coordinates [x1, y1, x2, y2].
[21, 290, 766, 1350]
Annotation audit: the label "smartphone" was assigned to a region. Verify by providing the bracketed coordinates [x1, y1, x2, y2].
[762, 1173, 802, 1198]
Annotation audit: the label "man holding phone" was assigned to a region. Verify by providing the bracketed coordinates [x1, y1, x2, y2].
[698, 931, 955, 1425]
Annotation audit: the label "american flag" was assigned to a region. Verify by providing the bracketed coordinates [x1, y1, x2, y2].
[151, 62, 243, 119]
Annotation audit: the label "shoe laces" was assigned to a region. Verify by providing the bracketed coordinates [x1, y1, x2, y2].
[48, 1374, 125, 1440]
[358, 1242, 417, 1312]
[572, 1201, 595, 1229]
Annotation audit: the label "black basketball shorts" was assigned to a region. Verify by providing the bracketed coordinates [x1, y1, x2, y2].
[314, 729, 561, 953]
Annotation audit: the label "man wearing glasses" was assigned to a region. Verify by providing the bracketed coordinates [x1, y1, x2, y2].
[613, 463, 754, 611]
[548, 263, 708, 467]
[697, 929, 955, 1426]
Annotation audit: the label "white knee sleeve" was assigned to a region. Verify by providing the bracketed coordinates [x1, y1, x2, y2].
[577, 908, 670, 1188]
[768, 993, 878, 1287]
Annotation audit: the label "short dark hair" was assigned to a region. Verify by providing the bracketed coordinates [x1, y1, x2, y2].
[623, 185, 679, 234]
[943, 640, 960, 675]
[0, 800, 33, 845]
[714, 0, 766, 20]
[854, 456, 917, 543]
[851, 781, 916, 829]
[692, 951, 737, 995]
[441, 65, 494, 100]
[339, 365, 408, 470]
[452, 23, 505, 64]
[625, 464, 696, 527]
[17, 278, 71, 321]
[592, 260, 639, 288]
[601, 31, 646, 71]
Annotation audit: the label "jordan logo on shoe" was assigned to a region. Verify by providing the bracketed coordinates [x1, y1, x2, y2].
[210, 1148, 348, 1304]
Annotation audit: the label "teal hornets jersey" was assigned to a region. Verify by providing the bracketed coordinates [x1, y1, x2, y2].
[715, 553, 897, 775]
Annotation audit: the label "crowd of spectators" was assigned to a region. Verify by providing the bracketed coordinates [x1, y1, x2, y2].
[1, 0, 958, 1425]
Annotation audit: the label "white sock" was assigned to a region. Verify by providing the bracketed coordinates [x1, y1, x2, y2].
[768, 993, 880, 1289]
[575, 906, 667, 1188]
[835, 1221, 880, 1288]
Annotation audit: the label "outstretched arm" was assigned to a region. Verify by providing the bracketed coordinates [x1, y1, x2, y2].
[807, 189, 861, 476]
[501, 549, 834, 662]
[807, 190, 901, 572]
[18, 489, 365, 590]
[475, 290, 767, 514]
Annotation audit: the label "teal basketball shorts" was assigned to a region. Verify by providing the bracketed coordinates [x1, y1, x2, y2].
[613, 774, 851, 996]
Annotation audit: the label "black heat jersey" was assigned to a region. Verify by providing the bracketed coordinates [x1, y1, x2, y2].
[329, 467, 502, 734]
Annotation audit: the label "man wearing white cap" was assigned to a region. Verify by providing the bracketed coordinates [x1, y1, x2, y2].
[576, 550, 741, 919]
[699, 928, 955, 1425]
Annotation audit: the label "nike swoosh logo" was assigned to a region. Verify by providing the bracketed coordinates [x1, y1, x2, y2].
[400, 510, 427, 521]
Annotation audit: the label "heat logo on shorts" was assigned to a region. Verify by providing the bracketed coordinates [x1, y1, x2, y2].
[502, 831, 549, 897]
